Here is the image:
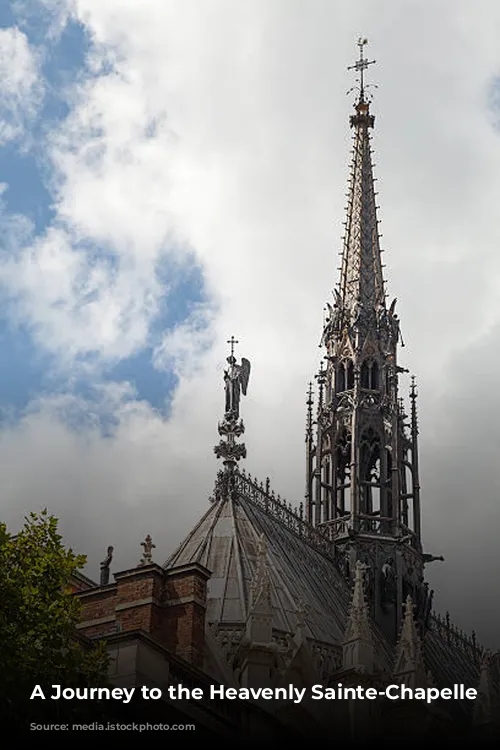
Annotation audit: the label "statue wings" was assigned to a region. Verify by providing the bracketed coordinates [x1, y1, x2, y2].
[240, 358, 251, 395]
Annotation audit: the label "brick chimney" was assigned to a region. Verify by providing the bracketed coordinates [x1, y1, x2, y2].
[76, 561, 211, 669]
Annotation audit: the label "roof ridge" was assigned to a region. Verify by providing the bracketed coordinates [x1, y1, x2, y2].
[233, 469, 338, 564]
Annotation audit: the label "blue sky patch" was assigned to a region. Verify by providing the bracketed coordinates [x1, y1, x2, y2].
[0, 8, 212, 428]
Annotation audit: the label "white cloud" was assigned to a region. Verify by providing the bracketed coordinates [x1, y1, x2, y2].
[0, 27, 43, 145]
[1, 1, 500, 647]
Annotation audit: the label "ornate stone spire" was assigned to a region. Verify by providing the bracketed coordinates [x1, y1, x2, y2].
[340, 37, 384, 326]
[305, 39, 425, 645]
[214, 336, 251, 472]
[342, 560, 374, 672]
[393, 596, 427, 687]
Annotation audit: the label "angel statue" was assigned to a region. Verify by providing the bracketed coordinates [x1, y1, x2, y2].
[224, 355, 251, 419]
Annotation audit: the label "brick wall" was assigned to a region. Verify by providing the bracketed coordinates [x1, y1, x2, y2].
[76, 561, 211, 668]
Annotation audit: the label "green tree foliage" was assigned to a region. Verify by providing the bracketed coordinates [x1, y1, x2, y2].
[0, 510, 109, 730]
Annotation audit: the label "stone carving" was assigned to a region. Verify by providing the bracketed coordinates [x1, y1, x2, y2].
[214, 439, 247, 463]
[224, 355, 251, 419]
[321, 292, 343, 346]
[139, 534, 155, 565]
[380, 556, 396, 603]
[100, 545, 114, 586]
[214, 339, 250, 467]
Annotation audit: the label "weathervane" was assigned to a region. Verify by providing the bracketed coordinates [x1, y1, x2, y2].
[347, 37, 376, 103]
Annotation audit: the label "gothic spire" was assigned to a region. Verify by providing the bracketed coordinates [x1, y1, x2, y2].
[306, 40, 424, 645]
[342, 560, 374, 672]
[393, 596, 427, 687]
[339, 38, 385, 322]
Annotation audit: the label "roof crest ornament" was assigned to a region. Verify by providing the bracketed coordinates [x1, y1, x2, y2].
[213, 336, 251, 476]
[138, 534, 155, 566]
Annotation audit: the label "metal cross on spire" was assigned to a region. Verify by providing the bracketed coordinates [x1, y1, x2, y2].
[227, 335, 239, 358]
[347, 37, 376, 102]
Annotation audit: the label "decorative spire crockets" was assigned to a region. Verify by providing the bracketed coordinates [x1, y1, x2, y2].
[342, 560, 374, 672]
[214, 336, 251, 471]
[305, 39, 427, 644]
[393, 596, 427, 687]
[341, 38, 384, 323]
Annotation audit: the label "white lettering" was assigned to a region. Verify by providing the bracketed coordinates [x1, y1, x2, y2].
[121, 688, 135, 704]
[30, 686, 46, 700]
[293, 687, 306, 704]
[385, 684, 400, 700]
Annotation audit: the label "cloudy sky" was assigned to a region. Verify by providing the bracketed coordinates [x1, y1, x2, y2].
[0, 1, 499, 647]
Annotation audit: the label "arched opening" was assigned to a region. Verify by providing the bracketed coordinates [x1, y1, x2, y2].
[360, 360, 380, 390]
[405, 464, 414, 531]
[360, 427, 381, 531]
[385, 449, 393, 531]
[336, 364, 346, 393]
[335, 428, 351, 516]
[361, 361, 370, 388]
[347, 361, 354, 389]
[321, 457, 331, 523]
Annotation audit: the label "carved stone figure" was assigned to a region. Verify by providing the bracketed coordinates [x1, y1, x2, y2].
[380, 557, 396, 603]
[139, 534, 156, 565]
[422, 554, 444, 565]
[224, 356, 251, 418]
[100, 545, 114, 586]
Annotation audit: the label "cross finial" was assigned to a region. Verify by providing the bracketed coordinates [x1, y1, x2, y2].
[227, 335, 239, 358]
[347, 37, 376, 102]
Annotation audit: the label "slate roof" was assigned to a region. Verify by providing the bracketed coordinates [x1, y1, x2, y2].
[165, 470, 393, 670]
[165, 469, 496, 709]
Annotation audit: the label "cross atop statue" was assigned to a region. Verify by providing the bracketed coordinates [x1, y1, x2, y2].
[227, 335, 239, 358]
[223, 336, 251, 419]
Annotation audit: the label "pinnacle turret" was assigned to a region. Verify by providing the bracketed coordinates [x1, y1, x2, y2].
[393, 596, 427, 687]
[342, 560, 374, 672]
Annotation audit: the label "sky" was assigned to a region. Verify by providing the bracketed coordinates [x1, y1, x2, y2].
[0, 1, 500, 648]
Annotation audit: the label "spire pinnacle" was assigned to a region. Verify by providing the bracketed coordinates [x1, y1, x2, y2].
[342, 561, 374, 672]
[347, 37, 376, 106]
[393, 596, 427, 687]
[214, 337, 251, 470]
[305, 381, 314, 437]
